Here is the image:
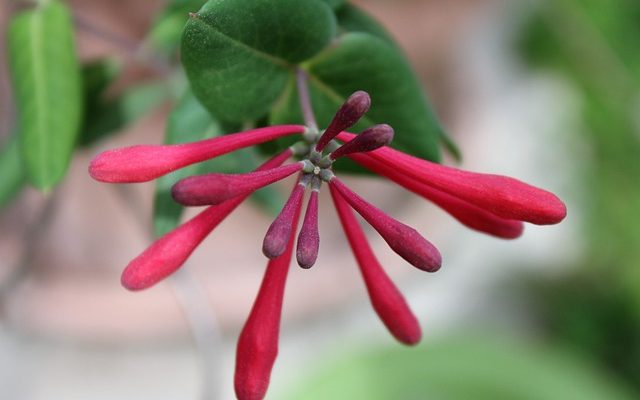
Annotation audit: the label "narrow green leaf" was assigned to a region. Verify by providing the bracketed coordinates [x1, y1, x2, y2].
[0, 134, 25, 208]
[271, 32, 446, 165]
[8, 1, 82, 190]
[181, 0, 337, 122]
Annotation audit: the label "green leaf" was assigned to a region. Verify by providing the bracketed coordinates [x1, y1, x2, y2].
[80, 81, 170, 146]
[321, 0, 345, 10]
[7, 1, 82, 190]
[0, 134, 25, 208]
[271, 32, 446, 164]
[335, 3, 396, 46]
[181, 0, 337, 122]
[153, 91, 284, 236]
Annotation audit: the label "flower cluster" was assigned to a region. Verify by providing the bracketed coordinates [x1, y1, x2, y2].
[89, 90, 565, 400]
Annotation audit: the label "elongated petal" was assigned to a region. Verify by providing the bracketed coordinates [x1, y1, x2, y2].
[89, 125, 304, 183]
[296, 190, 319, 269]
[329, 124, 393, 159]
[349, 153, 524, 239]
[316, 91, 371, 151]
[341, 132, 567, 225]
[330, 177, 441, 272]
[120, 150, 293, 290]
[263, 181, 305, 259]
[330, 184, 421, 345]
[337, 132, 566, 225]
[234, 200, 302, 400]
[172, 162, 303, 206]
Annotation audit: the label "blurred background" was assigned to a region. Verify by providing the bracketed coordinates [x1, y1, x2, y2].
[1, 0, 639, 399]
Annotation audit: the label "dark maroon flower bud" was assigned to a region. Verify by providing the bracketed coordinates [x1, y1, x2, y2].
[172, 162, 303, 206]
[330, 177, 441, 272]
[330, 184, 422, 345]
[263, 182, 306, 258]
[329, 124, 394, 160]
[316, 91, 371, 151]
[296, 187, 320, 269]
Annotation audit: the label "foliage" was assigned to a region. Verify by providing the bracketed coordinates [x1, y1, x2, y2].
[517, 0, 640, 392]
[7, 1, 82, 190]
[280, 336, 637, 400]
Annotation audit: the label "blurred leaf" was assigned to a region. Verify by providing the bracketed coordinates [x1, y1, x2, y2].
[147, 0, 205, 55]
[321, 0, 345, 10]
[281, 336, 637, 400]
[518, 0, 640, 304]
[0, 134, 25, 208]
[153, 91, 282, 236]
[78, 58, 121, 145]
[7, 1, 82, 190]
[81, 58, 121, 99]
[80, 82, 170, 146]
[181, 0, 336, 122]
[516, 0, 640, 390]
[335, 3, 396, 46]
[271, 33, 446, 165]
[525, 274, 640, 392]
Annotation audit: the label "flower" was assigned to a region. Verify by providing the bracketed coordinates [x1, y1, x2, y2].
[89, 90, 566, 400]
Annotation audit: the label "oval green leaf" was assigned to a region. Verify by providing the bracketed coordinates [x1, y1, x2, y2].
[271, 32, 447, 164]
[7, 1, 82, 190]
[181, 0, 337, 122]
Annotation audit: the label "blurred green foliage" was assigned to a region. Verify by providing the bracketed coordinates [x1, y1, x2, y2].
[517, 0, 640, 393]
[281, 336, 637, 400]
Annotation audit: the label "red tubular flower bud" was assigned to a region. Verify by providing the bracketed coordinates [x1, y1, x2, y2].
[330, 184, 421, 345]
[330, 177, 441, 272]
[263, 181, 306, 259]
[349, 153, 524, 239]
[336, 132, 567, 225]
[89, 125, 304, 183]
[296, 190, 320, 269]
[120, 150, 293, 290]
[234, 201, 302, 400]
[329, 124, 394, 160]
[316, 91, 371, 151]
[172, 162, 303, 206]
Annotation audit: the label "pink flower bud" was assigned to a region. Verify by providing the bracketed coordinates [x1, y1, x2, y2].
[329, 124, 394, 159]
[263, 181, 305, 259]
[330, 177, 441, 272]
[331, 184, 421, 345]
[172, 162, 303, 206]
[296, 190, 320, 268]
[121, 200, 241, 290]
[120, 150, 293, 290]
[235, 199, 302, 400]
[89, 125, 304, 183]
[316, 91, 371, 151]
[337, 132, 567, 225]
[350, 153, 524, 239]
